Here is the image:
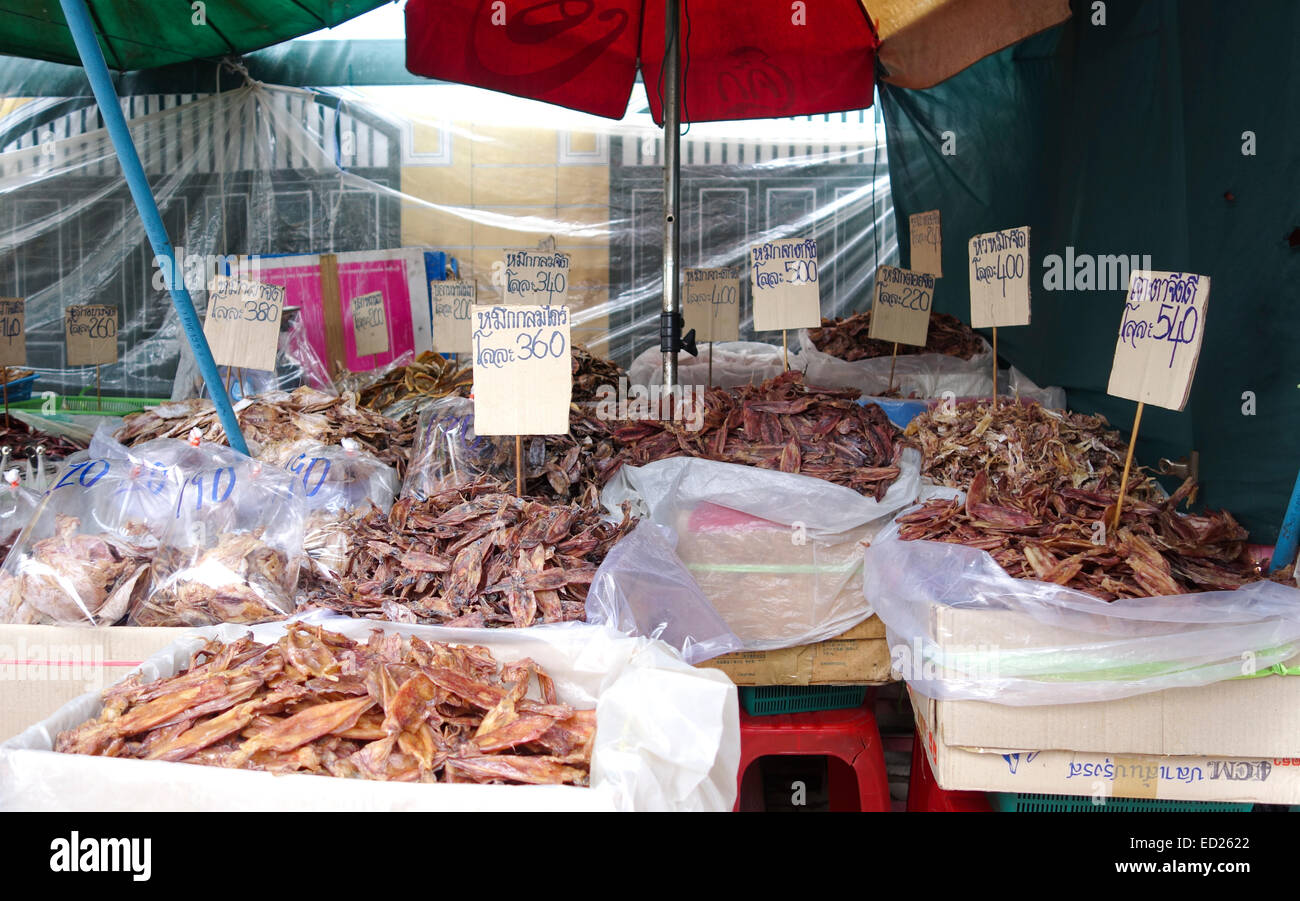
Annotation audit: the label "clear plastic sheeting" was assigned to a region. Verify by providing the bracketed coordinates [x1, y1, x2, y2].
[627, 341, 794, 390]
[171, 307, 334, 401]
[864, 535, 1300, 706]
[401, 396, 509, 499]
[590, 453, 921, 660]
[0, 614, 740, 812]
[0, 77, 894, 394]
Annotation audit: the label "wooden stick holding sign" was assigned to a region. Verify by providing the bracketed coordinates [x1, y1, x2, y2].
[869, 265, 935, 395]
[751, 238, 821, 371]
[1107, 270, 1210, 527]
[684, 267, 741, 387]
[0, 298, 25, 426]
[968, 226, 1031, 412]
[65, 304, 118, 411]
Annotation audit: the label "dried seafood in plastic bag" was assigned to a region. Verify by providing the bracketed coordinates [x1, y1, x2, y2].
[54, 624, 594, 785]
[905, 399, 1160, 497]
[302, 476, 635, 626]
[807, 310, 986, 361]
[895, 472, 1284, 601]
[610, 371, 903, 500]
[353, 351, 473, 420]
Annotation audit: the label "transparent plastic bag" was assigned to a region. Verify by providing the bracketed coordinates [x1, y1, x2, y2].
[627, 341, 794, 390]
[172, 307, 337, 401]
[0, 431, 190, 625]
[0, 469, 43, 563]
[590, 452, 921, 660]
[400, 397, 511, 499]
[795, 328, 995, 398]
[134, 441, 306, 627]
[863, 532, 1300, 706]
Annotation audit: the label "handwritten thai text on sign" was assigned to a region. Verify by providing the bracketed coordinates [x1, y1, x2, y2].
[432, 280, 476, 353]
[350, 291, 389, 357]
[0, 298, 25, 367]
[502, 250, 569, 305]
[750, 237, 821, 332]
[203, 275, 284, 372]
[909, 210, 942, 276]
[472, 304, 572, 436]
[65, 304, 118, 366]
[868, 266, 934, 348]
[1107, 270, 1209, 412]
[684, 267, 741, 343]
[968, 226, 1031, 328]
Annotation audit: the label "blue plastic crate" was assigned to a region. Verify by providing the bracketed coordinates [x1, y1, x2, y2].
[991, 793, 1253, 813]
[739, 685, 867, 716]
[0, 373, 38, 403]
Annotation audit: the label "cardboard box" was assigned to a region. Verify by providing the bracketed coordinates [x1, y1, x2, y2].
[911, 685, 1300, 804]
[699, 616, 893, 686]
[0, 625, 194, 742]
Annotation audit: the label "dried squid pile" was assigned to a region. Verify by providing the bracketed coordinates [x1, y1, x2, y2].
[301, 476, 635, 627]
[0, 418, 86, 460]
[905, 400, 1159, 497]
[612, 371, 903, 500]
[116, 388, 412, 477]
[808, 310, 986, 361]
[896, 472, 1278, 601]
[524, 406, 620, 505]
[355, 351, 473, 419]
[570, 343, 625, 404]
[55, 625, 594, 785]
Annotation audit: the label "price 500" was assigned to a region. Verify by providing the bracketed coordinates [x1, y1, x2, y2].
[515, 328, 567, 361]
[784, 260, 818, 285]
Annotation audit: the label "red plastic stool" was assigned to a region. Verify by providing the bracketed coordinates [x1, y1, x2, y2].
[735, 705, 891, 812]
[906, 730, 991, 812]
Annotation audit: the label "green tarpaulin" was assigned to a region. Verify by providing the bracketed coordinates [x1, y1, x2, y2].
[881, 0, 1300, 541]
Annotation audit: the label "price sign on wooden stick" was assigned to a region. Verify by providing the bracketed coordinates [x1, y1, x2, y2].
[968, 226, 1031, 407]
[432, 279, 476, 353]
[349, 290, 389, 357]
[0, 298, 25, 368]
[751, 237, 821, 370]
[869, 266, 934, 394]
[501, 249, 570, 305]
[684, 267, 741, 343]
[1106, 269, 1210, 526]
[65, 304, 118, 366]
[472, 304, 572, 437]
[203, 275, 284, 372]
[909, 210, 942, 276]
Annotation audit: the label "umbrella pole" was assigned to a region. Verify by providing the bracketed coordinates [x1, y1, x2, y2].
[660, 0, 681, 403]
[59, 0, 251, 457]
[1270, 468, 1300, 573]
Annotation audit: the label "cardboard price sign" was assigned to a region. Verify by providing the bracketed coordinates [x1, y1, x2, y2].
[868, 266, 935, 348]
[909, 209, 942, 276]
[471, 304, 572, 436]
[0, 298, 25, 367]
[65, 304, 118, 366]
[683, 267, 741, 343]
[968, 226, 1031, 327]
[1107, 270, 1210, 411]
[750, 237, 821, 332]
[203, 275, 285, 372]
[350, 290, 389, 357]
[501, 249, 570, 305]
[432, 280, 476, 353]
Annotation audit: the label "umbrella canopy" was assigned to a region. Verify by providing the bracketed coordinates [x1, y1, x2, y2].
[0, 0, 389, 70]
[405, 0, 880, 123]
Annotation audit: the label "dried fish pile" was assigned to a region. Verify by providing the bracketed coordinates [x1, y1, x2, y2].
[906, 400, 1159, 497]
[116, 387, 412, 476]
[0, 419, 85, 460]
[55, 624, 594, 785]
[524, 406, 620, 505]
[356, 352, 473, 419]
[611, 371, 903, 500]
[896, 472, 1279, 601]
[808, 311, 985, 361]
[302, 477, 635, 627]
[570, 344, 624, 404]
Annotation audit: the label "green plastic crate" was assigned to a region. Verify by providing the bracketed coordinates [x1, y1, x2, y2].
[739, 685, 867, 716]
[9, 393, 169, 416]
[991, 793, 1253, 813]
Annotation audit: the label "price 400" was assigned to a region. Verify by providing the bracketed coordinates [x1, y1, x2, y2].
[515, 328, 567, 361]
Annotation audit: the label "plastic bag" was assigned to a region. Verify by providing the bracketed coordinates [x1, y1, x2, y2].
[795, 327, 996, 399]
[0, 432, 190, 625]
[627, 341, 794, 389]
[589, 452, 921, 660]
[863, 532, 1300, 706]
[134, 439, 306, 627]
[400, 397, 510, 499]
[1, 614, 739, 812]
[0, 469, 42, 562]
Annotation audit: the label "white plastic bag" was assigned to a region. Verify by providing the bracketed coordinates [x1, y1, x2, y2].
[864, 533, 1300, 705]
[795, 327, 995, 398]
[0, 614, 739, 812]
[628, 341, 794, 389]
[0, 469, 41, 560]
[590, 453, 921, 659]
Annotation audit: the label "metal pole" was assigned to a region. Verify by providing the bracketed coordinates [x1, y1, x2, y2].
[59, 0, 251, 456]
[660, 0, 681, 395]
[1270, 469, 1300, 573]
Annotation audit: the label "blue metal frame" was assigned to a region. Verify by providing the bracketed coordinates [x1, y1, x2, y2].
[1270, 472, 1300, 573]
[58, 0, 250, 455]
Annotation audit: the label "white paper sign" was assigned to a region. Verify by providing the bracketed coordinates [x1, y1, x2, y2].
[350, 290, 389, 357]
[968, 226, 1031, 328]
[868, 265, 934, 348]
[432, 280, 476, 353]
[909, 209, 942, 276]
[472, 304, 572, 436]
[65, 304, 118, 366]
[1107, 270, 1209, 412]
[0, 298, 25, 368]
[750, 237, 821, 332]
[203, 275, 284, 372]
[683, 267, 741, 343]
[501, 249, 570, 305]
